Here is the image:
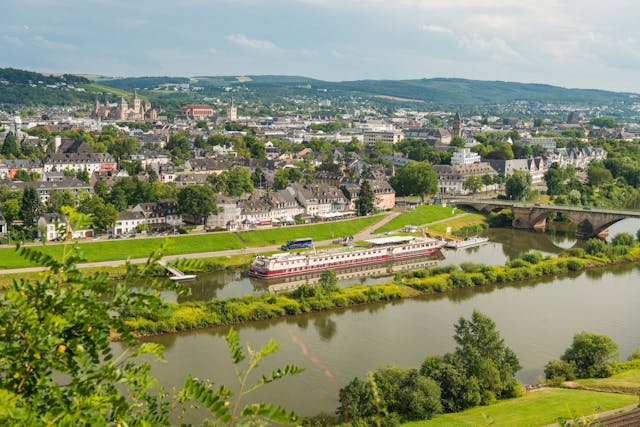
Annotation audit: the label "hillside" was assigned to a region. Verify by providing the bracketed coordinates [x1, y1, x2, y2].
[1, 67, 637, 111]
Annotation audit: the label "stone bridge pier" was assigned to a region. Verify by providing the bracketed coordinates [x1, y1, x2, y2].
[512, 207, 628, 239]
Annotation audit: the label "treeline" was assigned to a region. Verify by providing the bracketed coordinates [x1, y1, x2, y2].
[0, 68, 89, 85]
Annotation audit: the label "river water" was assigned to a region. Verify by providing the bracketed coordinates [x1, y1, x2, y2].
[126, 219, 640, 418]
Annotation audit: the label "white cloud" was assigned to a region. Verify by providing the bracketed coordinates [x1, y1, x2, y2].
[33, 35, 75, 50]
[457, 34, 523, 62]
[2, 35, 23, 47]
[207, 47, 217, 54]
[419, 24, 453, 35]
[225, 33, 278, 50]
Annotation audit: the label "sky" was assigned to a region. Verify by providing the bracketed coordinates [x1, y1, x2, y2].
[1, 0, 639, 93]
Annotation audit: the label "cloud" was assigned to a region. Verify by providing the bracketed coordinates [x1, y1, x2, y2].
[419, 24, 453, 35]
[225, 33, 278, 50]
[207, 47, 217, 54]
[2, 35, 23, 47]
[33, 35, 75, 50]
[457, 34, 523, 62]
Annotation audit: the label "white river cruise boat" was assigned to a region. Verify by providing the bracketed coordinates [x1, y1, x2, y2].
[249, 236, 446, 278]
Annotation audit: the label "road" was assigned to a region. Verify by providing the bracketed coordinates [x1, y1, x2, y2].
[0, 212, 404, 276]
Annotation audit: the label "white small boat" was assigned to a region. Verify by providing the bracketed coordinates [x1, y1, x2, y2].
[169, 274, 197, 282]
[445, 235, 489, 249]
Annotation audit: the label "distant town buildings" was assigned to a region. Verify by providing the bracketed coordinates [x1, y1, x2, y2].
[181, 104, 214, 119]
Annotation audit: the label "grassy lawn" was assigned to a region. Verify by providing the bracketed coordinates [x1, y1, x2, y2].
[375, 206, 462, 234]
[574, 368, 640, 394]
[427, 213, 488, 235]
[403, 388, 637, 427]
[0, 233, 243, 269]
[238, 215, 383, 247]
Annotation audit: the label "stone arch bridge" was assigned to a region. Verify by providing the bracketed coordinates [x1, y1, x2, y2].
[452, 200, 640, 239]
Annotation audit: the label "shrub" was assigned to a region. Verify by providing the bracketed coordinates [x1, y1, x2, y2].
[521, 251, 543, 264]
[544, 359, 576, 382]
[448, 271, 473, 288]
[561, 332, 619, 378]
[564, 247, 585, 258]
[507, 258, 530, 269]
[566, 259, 585, 271]
[467, 272, 486, 286]
[459, 262, 483, 273]
[612, 232, 635, 247]
[585, 238, 606, 256]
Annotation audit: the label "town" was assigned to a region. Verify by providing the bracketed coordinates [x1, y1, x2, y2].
[0, 73, 633, 243]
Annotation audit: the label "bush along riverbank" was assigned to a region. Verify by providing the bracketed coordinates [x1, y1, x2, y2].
[123, 236, 640, 336]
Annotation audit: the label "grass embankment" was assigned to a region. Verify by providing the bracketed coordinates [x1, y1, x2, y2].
[427, 213, 488, 235]
[403, 388, 637, 427]
[124, 245, 640, 336]
[573, 366, 640, 395]
[374, 206, 462, 234]
[0, 233, 243, 269]
[238, 215, 383, 247]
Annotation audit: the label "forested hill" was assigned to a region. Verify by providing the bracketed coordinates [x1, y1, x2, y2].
[0, 67, 93, 106]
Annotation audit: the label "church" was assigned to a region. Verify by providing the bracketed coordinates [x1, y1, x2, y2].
[92, 90, 157, 121]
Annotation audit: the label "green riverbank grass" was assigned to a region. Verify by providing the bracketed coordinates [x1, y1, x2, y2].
[573, 368, 640, 395]
[402, 388, 637, 427]
[427, 213, 488, 235]
[0, 233, 243, 269]
[238, 215, 383, 247]
[374, 206, 462, 234]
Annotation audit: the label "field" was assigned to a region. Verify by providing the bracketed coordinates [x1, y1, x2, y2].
[573, 368, 640, 394]
[238, 215, 382, 247]
[374, 206, 462, 234]
[0, 233, 243, 269]
[403, 388, 637, 427]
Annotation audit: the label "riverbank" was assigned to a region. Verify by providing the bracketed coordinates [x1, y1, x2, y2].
[123, 243, 640, 337]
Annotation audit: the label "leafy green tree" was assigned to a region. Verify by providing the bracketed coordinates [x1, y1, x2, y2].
[1, 197, 21, 225]
[356, 180, 375, 216]
[177, 184, 217, 225]
[251, 166, 266, 188]
[422, 310, 521, 411]
[224, 166, 254, 197]
[76, 169, 90, 184]
[319, 269, 338, 293]
[46, 189, 76, 213]
[338, 376, 377, 421]
[273, 168, 303, 190]
[1, 131, 20, 158]
[77, 194, 118, 232]
[561, 332, 619, 378]
[0, 212, 188, 425]
[450, 136, 466, 148]
[587, 163, 614, 186]
[589, 117, 617, 128]
[390, 161, 438, 202]
[481, 174, 494, 193]
[463, 176, 482, 194]
[20, 186, 41, 226]
[166, 131, 191, 163]
[533, 117, 544, 127]
[13, 169, 31, 182]
[505, 170, 532, 201]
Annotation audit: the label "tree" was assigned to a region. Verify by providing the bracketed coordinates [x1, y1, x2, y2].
[390, 161, 438, 202]
[587, 163, 614, 187]
[13, 169, 31, 182]
[76, 169, 90, 184]
[77, 194, 118, 232]
[356, 180, 375, 216]
[319, 269, 338, 293]
[463, 176, 482, 194]
[422, 311, 521, 411]
[505, 170, 532, 201]
[533, 117, 544, 128]
[224, 166, 254, 197]
[338, 377, 377, 421]
[481, 174, 494, 193]
[450, 136, 466, 148]
[46, 189, 76, 213]
[273, 168, 303, 191]
[20, 186, 41, 227]
[177, 185, 217, 225]
[561, 332, 619, 378]
[1, 131, 20, 158]
[251, 166, 266, 188]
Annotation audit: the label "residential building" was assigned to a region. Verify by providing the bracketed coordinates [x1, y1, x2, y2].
[432, 163, 497, 194]
[521, 137, 557, 152]
[2, 178, 92, 203]
[487, 158, 546, 184]
[114, 211, 147, 235]
[44, 152, 117, 174]
[451, 148, 481, 165]
[130, 199, 181, 232]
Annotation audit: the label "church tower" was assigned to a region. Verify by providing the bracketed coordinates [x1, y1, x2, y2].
[227, 97, 238, 121]
[132, 88, 141, 117]
[452, 111, 462, 137]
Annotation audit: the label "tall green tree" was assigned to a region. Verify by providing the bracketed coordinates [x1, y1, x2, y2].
[390, 161, 438, 202]
[1, 131, 20, 158]
[46, 189, 76, 213]
[463, 176, 482, 194]
[355, 180, 375, 216]
[224, 166, 254, 197]
[561, 332, 619, 378]
[177, 184, 217, 225]
[505, 170, 532, 201]
[20, 186, 41, 226]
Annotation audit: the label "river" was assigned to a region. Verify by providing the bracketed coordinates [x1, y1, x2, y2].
[125, 219, 640, 418]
